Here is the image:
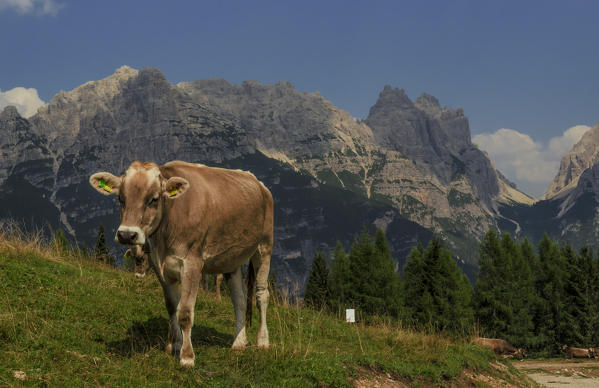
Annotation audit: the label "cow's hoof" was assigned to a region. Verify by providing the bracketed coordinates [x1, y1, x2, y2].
[231, 343, 246, 351]
[257, 330, 269, 349]
[179, 358, 195, 368]
[231, 328, 247, 350]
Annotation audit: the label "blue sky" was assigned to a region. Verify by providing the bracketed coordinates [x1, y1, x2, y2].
[1, 0, 598, 197]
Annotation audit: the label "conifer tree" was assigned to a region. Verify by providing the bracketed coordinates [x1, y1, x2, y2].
[94, 225, 115, 266]
[303, 251, 330, 310]
[473, 230, 511, 337]
[502, 234, 535, 349]
[329, 241, 351, 312]
[561, 243, 584, 347]
[429, 237, 473, 331]
[373, 229, 402, 316]
[579, 246, 599, 345]
[402, 243, 427, 323]
[512, 237, 538, 350]
[329, 229, 401, 318]
[535, 234, 568, 355]
[404, 236, 473, 331]
[345, 229, 385, 315]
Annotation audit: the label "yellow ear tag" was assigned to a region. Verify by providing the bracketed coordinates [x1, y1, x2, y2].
[169, 188, 178, 197]
[98, 179, 112, 192]
[124, 250, 131, 259]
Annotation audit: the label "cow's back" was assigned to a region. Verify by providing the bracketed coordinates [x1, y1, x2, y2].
[158, 161, 273, 272]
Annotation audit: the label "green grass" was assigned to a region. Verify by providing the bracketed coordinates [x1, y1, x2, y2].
[0, 230, 529, 387]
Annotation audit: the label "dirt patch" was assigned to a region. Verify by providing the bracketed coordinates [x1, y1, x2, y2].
[353, 366, 409, 388]
[514, 359, 599, 387]
[353, 362, 532, 387]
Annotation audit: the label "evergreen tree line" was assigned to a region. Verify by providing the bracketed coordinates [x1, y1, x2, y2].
[303, 228, 599, 356]
[474, 230, 599, 356]
[303, 228, 471, 331]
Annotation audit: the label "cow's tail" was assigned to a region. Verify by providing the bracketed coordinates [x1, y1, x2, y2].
[246, 260, 255, 327]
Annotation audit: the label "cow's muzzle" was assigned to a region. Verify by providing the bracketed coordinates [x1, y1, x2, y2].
[117, 230, 138, 244]
[115, 226, 145, 245]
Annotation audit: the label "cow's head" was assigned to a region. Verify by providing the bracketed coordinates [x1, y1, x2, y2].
[89, 161, 189, 245]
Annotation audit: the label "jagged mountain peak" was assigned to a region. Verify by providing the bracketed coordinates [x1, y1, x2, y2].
[64, 65, 140, 101]
[415, 92, 441, 110]
[365, 86, 467, 162]
[370, 85, 414, 112]
[0, 105, 21, 120]
[543, 122, 599, 200]
[28, 66, 181, 151]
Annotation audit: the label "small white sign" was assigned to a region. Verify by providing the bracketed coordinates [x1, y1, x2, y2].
[346, 308, 355, 323]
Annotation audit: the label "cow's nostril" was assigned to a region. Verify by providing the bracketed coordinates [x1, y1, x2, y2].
[117, 231, 137, 244]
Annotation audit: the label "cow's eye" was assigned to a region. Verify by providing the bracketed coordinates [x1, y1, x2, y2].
[148, 196, 159, 206]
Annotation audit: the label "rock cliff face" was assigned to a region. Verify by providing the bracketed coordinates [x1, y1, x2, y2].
[543, 122, 599, 200]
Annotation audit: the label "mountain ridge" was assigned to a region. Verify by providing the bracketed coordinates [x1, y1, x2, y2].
[0, 65, 536, 286]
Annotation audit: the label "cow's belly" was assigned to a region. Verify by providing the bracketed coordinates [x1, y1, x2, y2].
[202, 245, 257, 274]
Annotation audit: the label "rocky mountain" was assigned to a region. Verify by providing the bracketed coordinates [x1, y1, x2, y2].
[0, 66, 436, 291]
[180, 80, 532, 261]
[0, 66, 532, 288]
[497, 122, 599, 250]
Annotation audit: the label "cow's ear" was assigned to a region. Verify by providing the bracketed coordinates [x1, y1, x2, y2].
[163, 177, 189, 199]
[89, 172, 121, 195]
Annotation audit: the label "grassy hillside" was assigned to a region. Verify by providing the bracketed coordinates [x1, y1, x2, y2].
[0, 228, 533, 387]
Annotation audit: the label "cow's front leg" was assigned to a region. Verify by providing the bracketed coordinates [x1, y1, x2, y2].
[149, 252, 182, 357]
[161, 280, 182, 356]
[226, 266, 247, 350]
[177, 259, 202, 367]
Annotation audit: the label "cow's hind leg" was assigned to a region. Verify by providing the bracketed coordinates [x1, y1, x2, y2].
[252, 244, 271, 348]
[215, 273, 223, 302]
[226, 266, 247, 350]
[177, 259, 202, 367]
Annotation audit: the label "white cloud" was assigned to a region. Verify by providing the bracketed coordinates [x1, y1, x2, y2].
[0, 87, 46, 118]
[0, 0, 64, 16]
[473, 125, 591, 198]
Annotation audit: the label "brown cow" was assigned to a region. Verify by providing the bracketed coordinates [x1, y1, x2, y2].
[90, 161, 273, 367]
[126, 245, 224, 300]
[472, 337, 526, 360]
[563, 344, 592, 358]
